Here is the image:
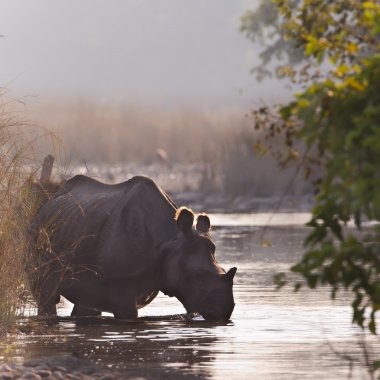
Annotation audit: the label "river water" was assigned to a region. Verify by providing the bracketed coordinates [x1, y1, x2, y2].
[1, 213, 379, 379]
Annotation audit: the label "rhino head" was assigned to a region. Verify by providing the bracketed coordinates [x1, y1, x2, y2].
[160, 207, 237, 321]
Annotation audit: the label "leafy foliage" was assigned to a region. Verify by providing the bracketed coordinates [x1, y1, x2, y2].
[240, 0, 303, 79]
[243, 0, 380, 335]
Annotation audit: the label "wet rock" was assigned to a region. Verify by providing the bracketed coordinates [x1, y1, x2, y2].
[51, 371, 66, 380]
[0, 370, 14, 380]
[35, 369, 51, 377]
[98, 375, 116, 380]
[0, 365, 12, 372]
[62, 374, 75, 380]
[18, 371, 42, 380]
[0, 355, 127, 379]
[51, 366, 67, 373]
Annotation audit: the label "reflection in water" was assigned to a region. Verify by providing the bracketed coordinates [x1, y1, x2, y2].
[5, 316, 225, 379]
[1, 215, 379, 379]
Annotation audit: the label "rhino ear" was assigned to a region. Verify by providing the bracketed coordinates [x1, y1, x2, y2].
[225, 267, 237, 282]
[175, 207, 194, 235]
[196, 213, 211, 234]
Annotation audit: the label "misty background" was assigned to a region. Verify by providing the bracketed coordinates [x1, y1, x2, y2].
[0, 0, 290, 106]
[0, 0, 310, 209]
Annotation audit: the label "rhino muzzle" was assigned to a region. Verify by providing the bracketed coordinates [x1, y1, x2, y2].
[200, 304, 235, 321]
[198, 289, 235, 321]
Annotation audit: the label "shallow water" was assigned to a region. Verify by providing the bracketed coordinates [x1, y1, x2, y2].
[1, 213, 379, 379]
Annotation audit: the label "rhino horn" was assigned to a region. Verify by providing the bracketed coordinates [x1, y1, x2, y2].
[225, 267, 237, 282]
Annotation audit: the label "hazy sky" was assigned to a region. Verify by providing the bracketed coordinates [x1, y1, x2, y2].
[0, 0, 288, 107]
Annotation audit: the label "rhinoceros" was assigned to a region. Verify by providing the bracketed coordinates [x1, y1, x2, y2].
[29, 175, 237, 320]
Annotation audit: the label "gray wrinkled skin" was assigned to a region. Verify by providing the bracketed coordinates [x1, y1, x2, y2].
[29, 175, 236, 320]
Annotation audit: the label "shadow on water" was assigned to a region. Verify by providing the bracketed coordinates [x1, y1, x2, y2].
[2, 315, 230, 379]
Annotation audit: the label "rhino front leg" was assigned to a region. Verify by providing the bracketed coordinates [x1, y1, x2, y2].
[71, 304, 101, 317]
[112, 305, 137, 319]
[107, 286, 138, 319]
[110, 295, 138, 319]
[29, 267, 60, 316]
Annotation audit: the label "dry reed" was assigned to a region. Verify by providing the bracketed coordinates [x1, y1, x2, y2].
[31, 101, 313, 198]
[0, 95, 47, 333]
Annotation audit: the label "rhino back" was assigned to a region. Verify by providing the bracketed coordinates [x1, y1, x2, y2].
[32, 175, 177, 280]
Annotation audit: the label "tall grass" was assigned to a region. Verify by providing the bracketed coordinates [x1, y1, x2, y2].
[0, 98, 45, 333]
[31, 101, 313, 199]
[31, 102, 249, 164]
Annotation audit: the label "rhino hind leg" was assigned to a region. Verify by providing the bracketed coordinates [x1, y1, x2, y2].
[136, 290, 159, 309]
[71, 304, 101, 317]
